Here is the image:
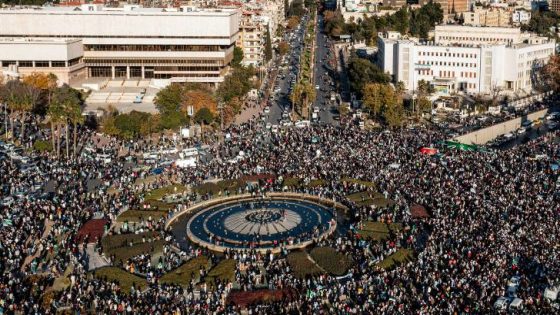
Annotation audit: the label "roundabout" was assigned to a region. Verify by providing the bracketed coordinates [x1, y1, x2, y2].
[182, 195, 338, 252]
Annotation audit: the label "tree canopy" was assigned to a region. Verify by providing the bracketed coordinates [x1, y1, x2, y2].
[347, 54, 390, 97]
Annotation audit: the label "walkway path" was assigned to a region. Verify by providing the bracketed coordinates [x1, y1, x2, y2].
[86, 243, 111, 271]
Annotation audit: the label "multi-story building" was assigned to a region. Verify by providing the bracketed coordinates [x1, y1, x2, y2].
[551, 0, 560, 13]
[377, 27, 555, 95]
[237, 12, 265, 67]
[0, 4, 239, 86]
[0, 38, 86, 84]
[463, 6, 512, 27]
[511, 9, 531, 25]
[419, 0, 468, 15]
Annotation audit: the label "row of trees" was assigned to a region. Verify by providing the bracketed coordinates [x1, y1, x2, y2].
[103, 64, 257, 139]
[0, 73, 85, 158]
[324, 2, 443, 44]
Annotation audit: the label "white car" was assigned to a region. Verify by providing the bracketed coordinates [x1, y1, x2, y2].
[265, 123, 272, 130]
[315, 85, 320, 90]
[264, 107, 270, 114]
[517, 127, 526, 134]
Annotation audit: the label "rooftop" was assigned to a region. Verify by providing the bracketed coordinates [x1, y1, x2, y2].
[0, 37, 80, 44]
[0, 5, 239, 16]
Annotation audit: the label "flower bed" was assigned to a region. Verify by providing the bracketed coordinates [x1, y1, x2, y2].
[76, 219, 109, 243]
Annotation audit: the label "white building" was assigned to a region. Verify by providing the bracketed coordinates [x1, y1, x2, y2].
[378, 27, 555, 95]
[511, 9, 531, 25]
[0, 5, 240, 85]
[0, 38, 86, 84]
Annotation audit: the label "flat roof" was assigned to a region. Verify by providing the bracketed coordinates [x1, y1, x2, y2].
[0, 6, 238, 17]
[0, 37, 80, 44]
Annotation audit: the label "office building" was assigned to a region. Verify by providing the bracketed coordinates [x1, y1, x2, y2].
[0, 5, 240, 85]
[377, 26, 555, 95]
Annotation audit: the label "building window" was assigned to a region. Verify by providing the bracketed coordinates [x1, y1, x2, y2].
[18, 61, 33, 67]
[51, 61, 66, 67]
[35, 61, 49, 67]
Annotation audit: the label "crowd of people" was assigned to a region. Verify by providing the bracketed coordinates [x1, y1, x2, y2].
[0, 101, 559, 313]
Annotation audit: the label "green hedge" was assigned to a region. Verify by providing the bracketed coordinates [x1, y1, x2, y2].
[205, 259, 236, 288]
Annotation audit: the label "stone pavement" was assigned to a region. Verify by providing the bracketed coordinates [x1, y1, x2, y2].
[86, 243, 111, 271]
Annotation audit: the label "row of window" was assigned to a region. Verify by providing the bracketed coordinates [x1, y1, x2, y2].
[83, 58, 224, 66]
[421, 69, 478, 79]
[417, 60, 478, 68]
[1, 60, 68, 67]
[418, 51, 478, 59]
[437, 35, 513, 44]
[84, 44, 232, 52]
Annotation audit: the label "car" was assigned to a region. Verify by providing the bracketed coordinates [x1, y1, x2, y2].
[264, 107, 270, 114]
[494, 297, 511, 310]
[265, 123, 272, 130]
[315, 85, 320, 90]
[516, 127, 526, 134]
[546, 121, 558, 130]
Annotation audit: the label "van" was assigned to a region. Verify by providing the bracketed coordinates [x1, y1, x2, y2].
[509, 298, 523, 310]
[295, 120, 310, 128]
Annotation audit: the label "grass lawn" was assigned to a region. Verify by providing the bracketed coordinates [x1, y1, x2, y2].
[306, 179, 326, 188]
[117, 209, 168, 222]
[205, 259, 236, 288]
[92, 267, 147, 294]
[102, 232, 164, 262]
[287, 251, 322, 278]
[310, 247, 352, 276]
[144, 184, 188, 201]
[193, 182, 221, 195]
[341, 177, 376, 188]
[159, 256, 210, 287]
[357, 221, 403, 242]
[283, 177, 302, 188]
[377, 249, 414, 270]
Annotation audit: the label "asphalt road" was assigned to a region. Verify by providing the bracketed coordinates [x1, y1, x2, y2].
[267, 17, 308, 124]
[267, 13, 338, 125]
[312, 14, 337, 125]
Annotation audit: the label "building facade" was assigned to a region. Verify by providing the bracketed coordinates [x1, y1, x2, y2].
[462, 6, 513, 27]
[0, 38, 86, 84]
[551, 0, 560, 13]
[0, 5, 240, 85]
[377, 27, 555, 95]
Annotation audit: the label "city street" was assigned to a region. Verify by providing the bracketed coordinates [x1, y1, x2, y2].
[312, 14, 337, 124]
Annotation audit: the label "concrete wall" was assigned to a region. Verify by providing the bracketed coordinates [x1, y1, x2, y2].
[0, 39, 83, 61]
[455, 108, 549, 144]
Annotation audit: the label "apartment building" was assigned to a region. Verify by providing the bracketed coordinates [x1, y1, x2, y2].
[0, 5, 240, 85]
[237, 11, 265, 67]
[463, 6, 512, 27]
[552, 0, 560, 14]
[377, 27, 555, 95]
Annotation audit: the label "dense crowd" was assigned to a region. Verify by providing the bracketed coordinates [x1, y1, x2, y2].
[0, 104, 559, 314]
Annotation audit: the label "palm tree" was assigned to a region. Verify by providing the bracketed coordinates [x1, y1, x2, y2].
[65, 97, 83, 158]
[17, 84, 39, 144]
[47, 94, 65, 158]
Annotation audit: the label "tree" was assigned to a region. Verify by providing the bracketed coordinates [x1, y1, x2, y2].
[232, 46, 244, 68]
[541, 55, 560, 92]
[48, 90, 67, 157]
[290, 81, 316, 118]
[154, 84, 183, 115]
[417, 96, 432, 114]
[216, 66, 255, 103]
[264, 24, 273, 62]
[62, 88, 84, 157]
[181, 89, 217, 115]
[362, 83, 405, 126]
[287, 16, 300, 30]
[194, 107, 214, 125]
[278, 41, 290, 56]
[347, 54, 390, 98]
